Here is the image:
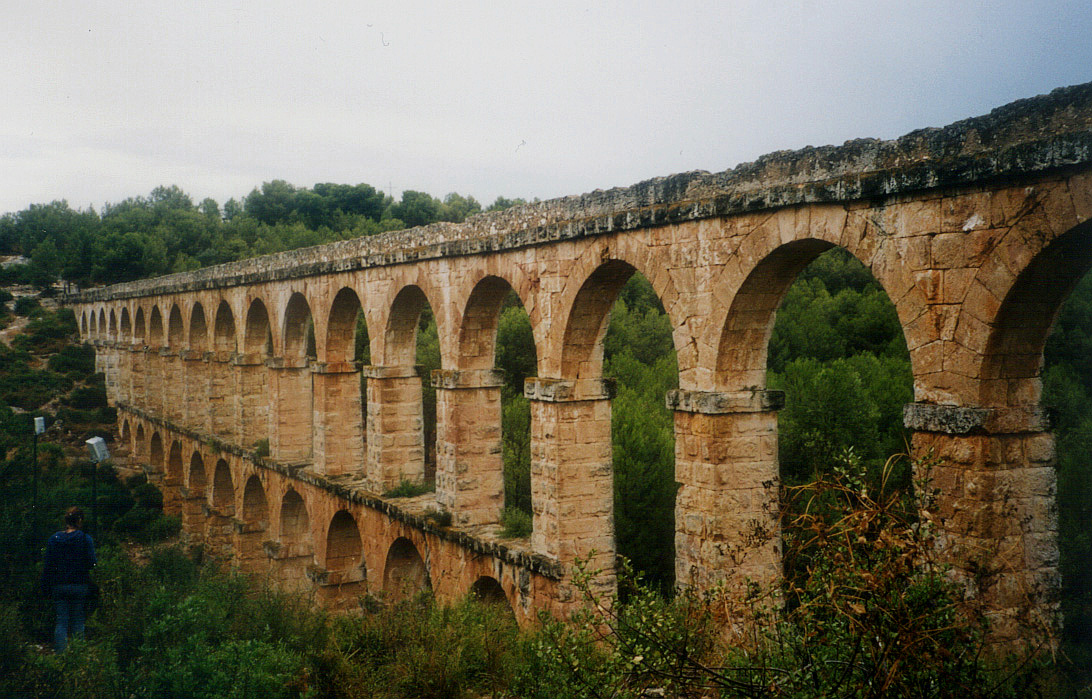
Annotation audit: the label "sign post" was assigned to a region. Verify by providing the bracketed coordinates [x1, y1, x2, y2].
[85, 437, 110, 536]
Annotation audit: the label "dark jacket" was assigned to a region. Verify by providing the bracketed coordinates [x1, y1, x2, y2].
[42, 530, 96, 588]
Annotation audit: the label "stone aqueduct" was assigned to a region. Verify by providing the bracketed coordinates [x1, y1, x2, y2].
[71, 84, 1092, 633]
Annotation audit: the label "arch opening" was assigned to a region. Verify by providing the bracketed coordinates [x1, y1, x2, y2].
[242, 475, 269, 529]
[280, 489, 312, 545]
[167, 305, 184, 349]
[325, 510, 363, 574]
[244, 299, 274, 356]
[383, 536, 430, 602]
[386, 285, 441, 483]
[167, 440, 182, 482]
[120, 308, 132, 342]
[469, 575, 511, 610]
[189, 303, 208, 352]
[212, 459, 234, 515]
[148, 307, 164, 347]
[134, 307, 146, 343]
[187, 452, 206, 493]
[148, 432, 164, 474]
[213, 301, 237, 354]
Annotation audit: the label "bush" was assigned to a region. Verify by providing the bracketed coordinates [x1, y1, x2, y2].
[383, 480, 434, 498]
[499, 507, 532, 538]
[12, 295, 38, 316]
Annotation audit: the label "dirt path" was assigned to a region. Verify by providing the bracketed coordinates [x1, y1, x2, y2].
[0, 314, 29, 346]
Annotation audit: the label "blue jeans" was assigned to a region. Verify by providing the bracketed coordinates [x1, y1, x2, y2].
[52, 584, 88, 652]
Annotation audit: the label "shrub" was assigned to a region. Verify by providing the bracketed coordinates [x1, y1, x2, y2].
[13, 295, 38, 316]
[383, 479, 434, 498]
[499, 507, 532, 538]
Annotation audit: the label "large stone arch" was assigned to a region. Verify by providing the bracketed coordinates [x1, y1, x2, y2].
[456, 274, 538, 373]
[383, 537, 430, 602]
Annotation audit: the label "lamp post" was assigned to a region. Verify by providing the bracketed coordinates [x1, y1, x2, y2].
[32, 417, 45, 512]
[85, 437, 110, 536]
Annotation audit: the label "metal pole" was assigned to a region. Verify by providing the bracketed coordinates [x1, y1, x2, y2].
[91, 462, 97, 537]
[32, 431, 38, 513]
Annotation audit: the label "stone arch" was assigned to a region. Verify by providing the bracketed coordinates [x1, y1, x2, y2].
[97, 308, 106, 339]
[213, 300, 237, 353]
[978, 221, 1092, 409]
[244, 298, 274, 356]
[457, 274, 538, 372]
[559, 259, 641, 381]
[187, 451, 206, 494]
[119, 308, 131, 342]
[715, 238, 835, 391]
[469, 575, 510, 607]
[189, 303, 209, 352]
[384, 284, 441, 367]
[167, 304, 185, 349]
[148, 432, 164, 473]
[383, 537, 430, 601]
[134, 307, 146, 343]
[212, 459, 234, 516]
[148, 306, 164, 347]
[134, 423, 145, 461]
[119, 420, 131, 453]
[280, 488, 311, 545]
[167, 440, 183, 482]
[108, 310, 117, 341]
[325, 287, 365, 363]
[283, 292, 315, 359]
[325, 510, 363, 574]
[80, 311, 89, 338]
[242, 475, 269, 528]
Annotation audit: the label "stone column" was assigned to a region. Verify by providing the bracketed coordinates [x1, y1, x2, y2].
[526, 378, 616, 598]
[312, 362, 366, 477]
[202, 504, 235, 560]
[904, 403, 1060, 644]
[668, 389, 784, 595]
[128, 345, 146, 411]
[434, 369, 505, 526]
[232, 354, 269, 452]
[179, 485, 206, 545]
[207, 352, 234, 439]
[267, 357, 313, 464]
[162, 464, 183, 519]
[180, 350, 209, 432]
[159, 349, 182, 423]
[363, 365, 425, 492]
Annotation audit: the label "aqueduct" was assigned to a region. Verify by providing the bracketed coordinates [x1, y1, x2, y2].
[71, 84, 1092, 636]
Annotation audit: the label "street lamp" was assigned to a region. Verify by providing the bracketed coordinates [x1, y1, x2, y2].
[85, 437, 110, 535]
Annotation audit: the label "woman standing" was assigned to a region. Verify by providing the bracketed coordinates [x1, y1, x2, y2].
[41, 506, 96, 652]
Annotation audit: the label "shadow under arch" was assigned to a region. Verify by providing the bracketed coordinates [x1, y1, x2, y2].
[148, 432, 164, 474]
[383, 536, 430, 602]
[148, 307, 164, 347]
[119, 308, 131, 342]
[133, 307, 146, 344]
[213, 300, 237, 353]
[189, 303, 208, 352]
[469, 575, 514, 616]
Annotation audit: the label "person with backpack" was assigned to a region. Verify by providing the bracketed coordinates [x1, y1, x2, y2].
[41, 506, 97, 652]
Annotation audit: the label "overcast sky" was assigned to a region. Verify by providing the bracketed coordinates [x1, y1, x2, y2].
[2, 1, 1090, 215]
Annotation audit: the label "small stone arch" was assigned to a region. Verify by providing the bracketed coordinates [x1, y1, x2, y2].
[470, 575, 508, 604]
[148, 307, 164, 348]
[119, 420, 131, 454]
[134, 307, 146, 344]
[189, 303, 209, 352]
[325, 510, 363, 574]
[167, 440, 183, 483]
[167, 304, 185, 349]
[383, 536, 430, 601]
[134, 423, 146, 461]
[119, 308, 132, 342]
[213, 300, 237, 353]
[148, 432, 164, 473]
[80, 311, 89, 338]
[187, 451, 207, 498]
[280, 488, 312, 547]
[108, 310, 117, 341]
[212, 459, 234, 516]
[242, 475, 269, 529]
[97, 309, 106, 340]
[244, 298, 274, 356]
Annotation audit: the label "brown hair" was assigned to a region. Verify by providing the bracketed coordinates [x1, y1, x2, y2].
[63, 507, 84, 528]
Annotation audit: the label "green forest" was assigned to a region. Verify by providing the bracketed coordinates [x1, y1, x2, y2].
[1, 182, 1090, 697]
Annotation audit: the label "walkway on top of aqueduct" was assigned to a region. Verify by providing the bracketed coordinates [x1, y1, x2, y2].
[72, 83, 1092, 636]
